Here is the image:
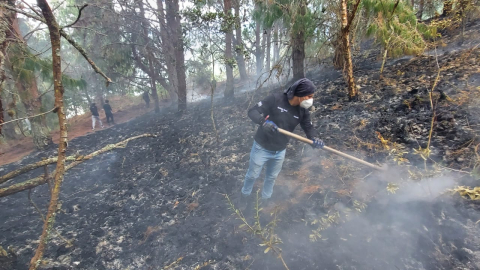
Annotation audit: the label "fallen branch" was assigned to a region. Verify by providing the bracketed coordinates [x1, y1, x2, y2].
[0, 107, 56, 127]
[0, 134, 155, 198]
[0, 155, 77, 185]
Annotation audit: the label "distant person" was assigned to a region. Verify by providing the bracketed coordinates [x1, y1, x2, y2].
[143, 91, 150, 108]
[103, 100, 114, 124]
[90, 103, 104, 130]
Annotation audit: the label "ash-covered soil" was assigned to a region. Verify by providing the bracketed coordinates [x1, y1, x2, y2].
[2, 22, 480, 270]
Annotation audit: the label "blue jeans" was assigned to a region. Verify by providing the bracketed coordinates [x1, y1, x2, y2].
[241, 141, 286, 199]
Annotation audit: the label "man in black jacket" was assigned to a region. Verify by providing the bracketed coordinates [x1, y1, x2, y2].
[241, 78, 324, 205]
[90, 103, 104, 130]
[103, 100, 114, 124]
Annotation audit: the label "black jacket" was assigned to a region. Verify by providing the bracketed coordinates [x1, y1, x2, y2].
[90, 105, 99, 117]
[103, 104, 112, 113]
[248, 93, 316, 151]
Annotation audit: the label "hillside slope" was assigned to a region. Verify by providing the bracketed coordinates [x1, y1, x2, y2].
[1, 21, 480, 270]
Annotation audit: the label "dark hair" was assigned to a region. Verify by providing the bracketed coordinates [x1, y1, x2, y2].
[105, 100, 109, 103]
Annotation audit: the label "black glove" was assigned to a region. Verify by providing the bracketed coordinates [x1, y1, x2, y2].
[312, 138, 324, 149]
[262, 120, 278, 134]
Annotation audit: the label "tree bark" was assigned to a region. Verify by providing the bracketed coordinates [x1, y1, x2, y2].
[273, 23, 279, 65]
[341, 0, 358, 100]
[166, 0, 187, 111]
[233, 0, 247, 80]
[138, 0, 160, 113]
[417, 0, 424, 20]
[0, 0, 16, 135]
[157, 0, 178, 99]
[254, 3, 263, 78]
[224, 0, 234, 99]
[266, 27, 271, 72]
[30, 1, 68, 269]
[291, 0, 306, 81]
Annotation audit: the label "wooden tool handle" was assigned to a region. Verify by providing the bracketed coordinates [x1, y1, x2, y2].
[277, 128, 384, 171]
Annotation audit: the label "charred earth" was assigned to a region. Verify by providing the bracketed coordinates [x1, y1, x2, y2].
[2, 20, 480, 270]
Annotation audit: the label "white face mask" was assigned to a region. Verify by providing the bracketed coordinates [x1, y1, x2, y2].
[300, 98, 313, 109]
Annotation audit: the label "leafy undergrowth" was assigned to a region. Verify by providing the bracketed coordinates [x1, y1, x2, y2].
[2, 24, 480, 270]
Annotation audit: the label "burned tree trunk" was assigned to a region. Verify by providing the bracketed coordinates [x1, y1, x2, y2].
[157, 0, 178, 99]
[224, 0, 235, 99]
[30, 1, 68, 269]
[166, 0, 187, 112]
[291, 0, 306, 81]
[234, 0, 247, 81]
[0, 0, 16, 135]
[138, 0, 160, 113]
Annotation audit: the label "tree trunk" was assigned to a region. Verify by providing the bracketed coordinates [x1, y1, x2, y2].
[266, 28, 271, 72]
[157, 0, 178, 98]
[0, 0, 16, 135]
[148, 57, 161, 112]
[30, 1, 68, 269]
[417, 0, 424, 20]
[291, 0, 306, 81]
[10, 16, 52, 149]
[166, 0, 187, 111]
[138, 0, 160, 113]
[341, 0, 358, 100]
[261, 27, 267, 74]
[254, 4, 263, 78]
[2, 110, 19, 139]
[234, 0, 247, 80]
[224, 0, 234, 99]
[273, 23, 279, 65]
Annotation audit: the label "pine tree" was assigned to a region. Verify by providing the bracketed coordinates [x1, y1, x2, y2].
[9, 16, 52, 149]
[363, 0, 437, 73]
[256, 0, 317, 81]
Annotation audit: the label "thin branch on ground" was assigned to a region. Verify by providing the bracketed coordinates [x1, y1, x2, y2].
[0, 134, 157, 198]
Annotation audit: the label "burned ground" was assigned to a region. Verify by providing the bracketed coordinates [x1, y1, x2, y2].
[2, 22, 480, 270]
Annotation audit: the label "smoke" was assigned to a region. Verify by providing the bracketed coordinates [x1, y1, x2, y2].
[273, 163, 479, 270]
